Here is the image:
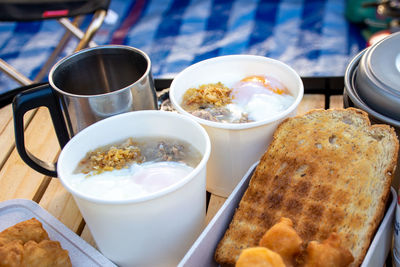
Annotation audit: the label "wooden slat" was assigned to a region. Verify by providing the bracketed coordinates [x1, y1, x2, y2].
[206, 195, 226, 225]
[80, 226, 98, 249]
[0, 107, 59, 201]
[0, 104, 36, 168]
[0, 105, 14, 167]
[0, 104, 85, 233]
[296, 94, 325, 115]
[329, 95, 344, 109]
[0, 104, 12, 130]
[39, 179, 83, 232]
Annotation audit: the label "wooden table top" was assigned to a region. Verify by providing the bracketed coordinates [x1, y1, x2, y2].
[0, 81, 344, 251]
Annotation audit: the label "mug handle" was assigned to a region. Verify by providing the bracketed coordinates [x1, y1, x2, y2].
[13, 83, 70, 177]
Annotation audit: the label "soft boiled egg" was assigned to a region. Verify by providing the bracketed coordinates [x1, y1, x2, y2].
[240, 75, 286, 95]
[228, 75, 294, 122]
[68, 161, 193, 201]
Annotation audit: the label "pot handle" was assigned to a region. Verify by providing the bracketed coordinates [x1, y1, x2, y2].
[13, 84, 70, 177]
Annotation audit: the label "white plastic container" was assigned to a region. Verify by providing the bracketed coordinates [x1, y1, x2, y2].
[169, 55, 304, 197]
[57, 111, 211, 267]
[0, 199, 116, 267]
[393, 194, 400, 267]
[394, 250, 400, 267]
[178, 162, 397, 267]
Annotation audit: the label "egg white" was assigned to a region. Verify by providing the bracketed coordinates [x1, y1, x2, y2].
[229, 79, 295, 122]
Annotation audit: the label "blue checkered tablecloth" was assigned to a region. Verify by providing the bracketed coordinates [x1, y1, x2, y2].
[0, 0, 366, 94]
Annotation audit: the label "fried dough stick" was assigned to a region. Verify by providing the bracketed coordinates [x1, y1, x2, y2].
[259, 217, 303, 267]
[304, 233, 354, 267]
[22, 240, 72, 267]
[0, 240, 71, 267]
[0, 218, 71, 267]
[236, 247, 285, 267]
[0, 240, 24, 267]
[0, 218, 49, 246]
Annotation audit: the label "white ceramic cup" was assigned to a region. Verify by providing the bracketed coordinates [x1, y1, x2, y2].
[57, 110, 211, 267]
[170, 55, 304, 197]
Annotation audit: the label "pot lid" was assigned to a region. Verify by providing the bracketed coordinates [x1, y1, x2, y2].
[366, 31, 400, 94]
[345, 49, 400, 127]
[354, 32, 400, 120]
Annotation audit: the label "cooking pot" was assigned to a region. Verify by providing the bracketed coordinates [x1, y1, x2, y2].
[344, 31, 400, 188]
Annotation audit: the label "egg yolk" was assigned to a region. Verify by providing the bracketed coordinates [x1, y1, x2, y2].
[241, 75, 285, 94]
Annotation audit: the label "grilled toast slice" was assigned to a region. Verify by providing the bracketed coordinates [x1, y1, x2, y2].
[215, 108, 399, 266]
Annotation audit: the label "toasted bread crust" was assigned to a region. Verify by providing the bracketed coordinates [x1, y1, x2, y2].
[215, 108, 399, 266]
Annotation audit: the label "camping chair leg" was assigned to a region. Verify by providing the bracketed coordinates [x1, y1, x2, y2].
[58, 9, 107, 51]
[74, 9, 107, 52]
[0, 9, 107, 86]
[58, 17, 97, 48]
[33, 16, 84, 82]
[0, 58, 32, 86]
[0, 16, 83, 85]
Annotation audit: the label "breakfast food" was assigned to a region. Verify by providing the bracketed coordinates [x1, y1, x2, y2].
[0, 217, 49, 246]
[259, 217, 303, 266]
[20, 240, 71, 267]
[236, 247, 285, 267]
[70, 137, 202, 200]
[215, 108, 399, 266]
[76, 137, 143, 175]
[304, 233, 354, 267]
[0, 218, 71, 266]
[236, 218, 353, 267]
[181, 75, 294, 123]
[182, 82, 232, 109]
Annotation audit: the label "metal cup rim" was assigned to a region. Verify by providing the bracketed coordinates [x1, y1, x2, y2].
[48, 45, 152, 98]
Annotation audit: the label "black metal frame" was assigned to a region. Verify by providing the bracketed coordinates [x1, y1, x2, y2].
[0, 77, 346, 109]
[155, 76, 345, 108]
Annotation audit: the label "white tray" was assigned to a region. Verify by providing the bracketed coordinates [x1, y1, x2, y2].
[179, 162, 397, 267]
[0, 199, 117, 267]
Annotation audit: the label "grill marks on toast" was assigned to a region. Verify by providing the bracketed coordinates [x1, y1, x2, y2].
[215, 108, 398, 266]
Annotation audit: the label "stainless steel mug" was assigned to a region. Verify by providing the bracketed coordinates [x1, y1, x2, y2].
[13, 45, 158, 177]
